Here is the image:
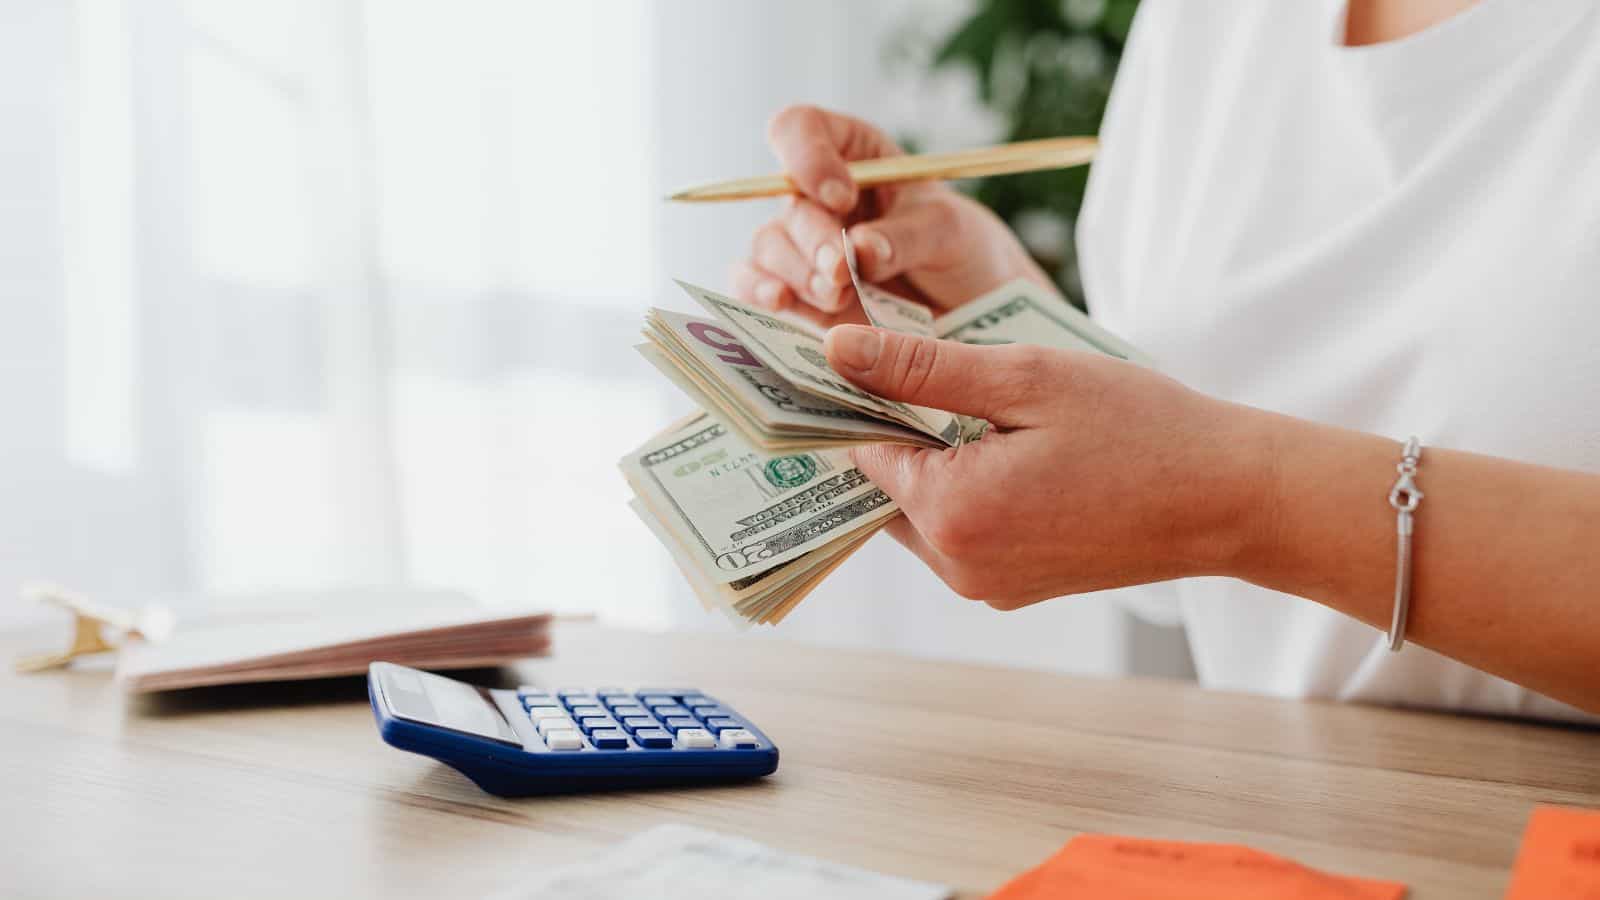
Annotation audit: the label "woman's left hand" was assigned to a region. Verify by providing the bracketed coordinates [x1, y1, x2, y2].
[823, 324, 1272, 608]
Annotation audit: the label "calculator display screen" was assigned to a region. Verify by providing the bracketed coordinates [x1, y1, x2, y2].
[379, 666, 521, 746]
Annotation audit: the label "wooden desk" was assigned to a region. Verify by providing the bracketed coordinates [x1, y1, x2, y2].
[4, 623, 1598, 898]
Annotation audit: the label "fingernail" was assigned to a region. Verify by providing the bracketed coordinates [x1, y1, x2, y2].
[855, 228, 892, 266]
[755, 280, 782, 308]
[810, 273, 836, 304]
[829, 325, 881, 372]
[814, 243, 841, 280]
[819, 179, 852, 212]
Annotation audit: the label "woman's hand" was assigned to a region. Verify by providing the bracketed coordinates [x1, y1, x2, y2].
[823, 324, 1274, 609]
[732, 105, 1052, 328]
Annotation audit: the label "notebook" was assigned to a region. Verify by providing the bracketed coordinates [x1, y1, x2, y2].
[115, 605, 551, 693]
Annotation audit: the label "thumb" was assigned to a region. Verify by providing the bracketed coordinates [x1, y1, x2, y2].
[824, 326, 1042, 427]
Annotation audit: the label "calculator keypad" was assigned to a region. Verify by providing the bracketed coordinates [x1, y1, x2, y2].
[633, 729, 674, 748]
[543, 730, 584, 751]
[511, 687, 763, 754]
[589, 729, 630, 750]
[719, 729, 759, 749]
[676, 728, 716, 749]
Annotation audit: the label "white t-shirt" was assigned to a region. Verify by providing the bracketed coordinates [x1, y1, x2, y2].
[1077, 0, 1600, 722]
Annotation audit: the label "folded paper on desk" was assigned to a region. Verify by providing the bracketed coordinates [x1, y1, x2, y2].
[490, 823, 950, 900]
[117, 607, 551, 693]
[987, 834, 1405, 900]
[1505, 805, 1600, 899]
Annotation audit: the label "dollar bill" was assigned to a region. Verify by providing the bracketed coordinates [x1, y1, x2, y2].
[934, 278, 1154, 365]
[677, 281, 967, 447]
[842, 228, 937, 338]
[619, 414, 898, 586]
[640, 309, 936, 449]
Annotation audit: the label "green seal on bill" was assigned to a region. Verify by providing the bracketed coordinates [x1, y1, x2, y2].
[795, 346, 830, 371]
[764, 455, 817, 489]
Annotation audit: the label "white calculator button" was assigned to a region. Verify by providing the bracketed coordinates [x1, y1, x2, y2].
[718, 729, 759, 749]
[527, 706, 567, 720]
[676, 728, 715, 749]
[543, 729, 584, 751]
[536, 716, 574, 736]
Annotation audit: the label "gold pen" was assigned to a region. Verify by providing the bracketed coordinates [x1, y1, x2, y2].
[668, 136, 1098, 203]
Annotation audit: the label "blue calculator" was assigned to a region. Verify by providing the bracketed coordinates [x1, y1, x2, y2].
[367, 662, 779, 796]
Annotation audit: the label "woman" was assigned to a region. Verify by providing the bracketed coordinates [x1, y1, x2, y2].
[730, 0, 1600, 720]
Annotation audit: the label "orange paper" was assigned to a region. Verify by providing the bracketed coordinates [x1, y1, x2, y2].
[988, 834, 1406, 900]
[1506, 806, 1600, 899]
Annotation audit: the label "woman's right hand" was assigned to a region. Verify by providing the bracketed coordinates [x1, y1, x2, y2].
[730, 105, 1054, 326]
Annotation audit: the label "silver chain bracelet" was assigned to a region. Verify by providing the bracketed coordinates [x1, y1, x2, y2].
[1386, 437, 1423, 651]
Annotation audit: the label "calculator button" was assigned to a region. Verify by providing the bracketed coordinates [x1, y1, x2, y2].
[595, 687, 630, 697]
[719, 729, 759, 749]
[638, 695, 677, 708]
[681, 696, 716, 708]
[634, 729, 674, 749]
[620, 716, 658, 732]
[520, 695, 555, 709]
[556, 688, 591, 698]
[637, 687, 692, 697]
[562, 696, 599, 709]
[526, 706, 567, 721]
[662, 716, 700, 732]
[568, 705, 606, 720]
[650, 705, 691, 719]
[692, 706, 732, 720]
[703, 717, 741, 732]
[535, 716, 575, 736]
[608, 704, 646, 718]
[676, 728, 716, 749]
[577, 716, 615, 733]
[590, 729, 629, 750]
[543, 729, 584, 751]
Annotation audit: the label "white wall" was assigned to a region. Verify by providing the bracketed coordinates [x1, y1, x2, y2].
[1, 0, 1190, 680]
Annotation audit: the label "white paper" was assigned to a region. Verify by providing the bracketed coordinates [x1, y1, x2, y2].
[491, 823, 950, 900]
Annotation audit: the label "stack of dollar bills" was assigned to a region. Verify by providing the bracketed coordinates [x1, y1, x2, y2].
[621, 261, 1148, 626]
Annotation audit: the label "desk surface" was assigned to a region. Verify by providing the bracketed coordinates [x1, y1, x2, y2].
[5, 623, 1598, 898]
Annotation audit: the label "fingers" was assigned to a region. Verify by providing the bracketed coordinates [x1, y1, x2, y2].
[883, 515, 947, 575]
[852, 445, 958, 580]
[742, 200, 852, 314]
[766, 104, 900, 215]
[849, 442, 929, 507]
[782, 200, 851, 312]
[824, 327, 1051, 426]
[745, 221, 811, 306]
[845, 195, 961, 284]
[729, 261, 792, 312]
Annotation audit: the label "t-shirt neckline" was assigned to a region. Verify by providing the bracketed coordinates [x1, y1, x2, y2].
[1322, 0, 1591, 100]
